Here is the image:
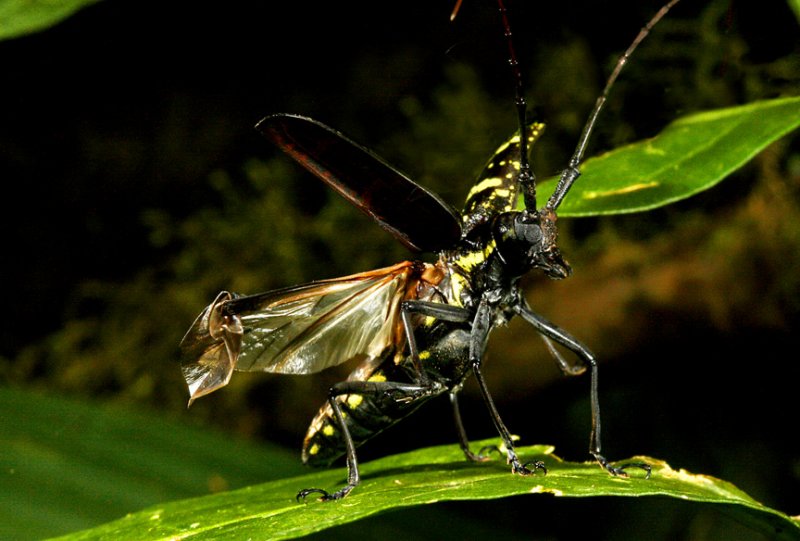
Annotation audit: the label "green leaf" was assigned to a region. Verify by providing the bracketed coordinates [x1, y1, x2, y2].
[5, 386, 798, 540]
[51, 439, 800, 541]
[0, 0, 102, 41]
[789, 0, 800, 23]
[535, 96, 800, 217]
[0, 386, 304, 540]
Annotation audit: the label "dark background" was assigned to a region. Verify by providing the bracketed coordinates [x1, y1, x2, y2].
[1, 0, 799, 539]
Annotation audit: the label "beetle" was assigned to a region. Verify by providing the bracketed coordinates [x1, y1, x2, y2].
[179, 0, 681, 501]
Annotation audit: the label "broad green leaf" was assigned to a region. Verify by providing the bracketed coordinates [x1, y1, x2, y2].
[52, 439, 800, 541]
[533, 96, 800, 217]
[0, 0, 102, 41]
[0, 386, 303, 540]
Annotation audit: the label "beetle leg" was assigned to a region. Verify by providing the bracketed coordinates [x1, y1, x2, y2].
[542, 335, 586, 376]
[513, 300, 651, 478]
[400, 300, 498, 461]
[450, 389, 501, 462]
[297, 388, 358, 502]
[297, 379, 446, 502]
[401, 300, 470, 383]
[469, 296, 546, 476]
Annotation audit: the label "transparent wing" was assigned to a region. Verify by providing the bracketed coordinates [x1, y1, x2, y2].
[179, 262, 421, 403]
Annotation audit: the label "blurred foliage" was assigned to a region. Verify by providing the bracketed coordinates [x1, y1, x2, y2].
[1, 0, 799, 539]
[0, 387, 303, 540]
[0, 0, 102, 40]
[790, 0, 800, 22]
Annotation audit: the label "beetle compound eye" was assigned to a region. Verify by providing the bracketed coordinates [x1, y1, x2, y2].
[516, 222, 543, 245]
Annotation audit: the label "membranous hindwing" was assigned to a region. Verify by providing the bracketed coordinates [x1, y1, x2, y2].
[462, 123, 545, 233]
[179, 261, 444, 404]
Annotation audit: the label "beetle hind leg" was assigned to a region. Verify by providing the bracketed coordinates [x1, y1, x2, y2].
[296, 487, 344, 503]
[450, 390, 503, 462]
[298, 379, 446, 502]
[297, 388, 360, 503]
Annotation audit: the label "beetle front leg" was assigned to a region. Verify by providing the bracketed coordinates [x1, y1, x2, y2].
[514, 300, 651, 478]
[471, 297, 546, 476]
[471, 363, 547, 475]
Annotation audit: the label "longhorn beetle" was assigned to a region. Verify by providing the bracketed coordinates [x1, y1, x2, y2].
[180, 0, 682, 501]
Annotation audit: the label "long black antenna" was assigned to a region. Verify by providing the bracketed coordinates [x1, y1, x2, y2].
[546, 0, 683, 211]
[495, 0, 538, 212]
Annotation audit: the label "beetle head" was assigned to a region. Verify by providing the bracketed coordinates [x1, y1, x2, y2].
[496, 208, 571, 279]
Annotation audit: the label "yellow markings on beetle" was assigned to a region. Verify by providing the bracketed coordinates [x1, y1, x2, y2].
[492, 138, 514, 156]
[346, 394, 363, 408]
[466, 177, 503, 200]
[528, 123, 545, 139]
[482, 123, 545, 179]
[455, 250, 485, 272]
[582, 181, 659, 199]
[454, 239, 497, 273]
[493, 189, 512, 209]
[322, 424, 336, 436]
[450, 273, 466, 307]
[308, 443, 320, 455]
[419, 350, 431, 360]
[368, 373, 386, 383]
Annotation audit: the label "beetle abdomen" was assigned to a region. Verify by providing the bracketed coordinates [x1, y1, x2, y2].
[301, 379, 433, 466]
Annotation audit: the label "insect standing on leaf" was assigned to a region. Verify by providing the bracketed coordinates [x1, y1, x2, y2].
[179, 0, 681, 501]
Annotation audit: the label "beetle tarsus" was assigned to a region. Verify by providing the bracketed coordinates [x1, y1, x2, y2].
[296, 487, 330, 503]
[593, 453, 652, 479]
[297, 483, 356, 503]
[511, 457, 547, 476]
[462, 444, 503, 463]
[478, 444, 503, 460]
[522, 460, 548, 475]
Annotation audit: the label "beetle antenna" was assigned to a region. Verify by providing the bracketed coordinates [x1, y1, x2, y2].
[496, 0, 537, 212]
[546, 0, 682, 211]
